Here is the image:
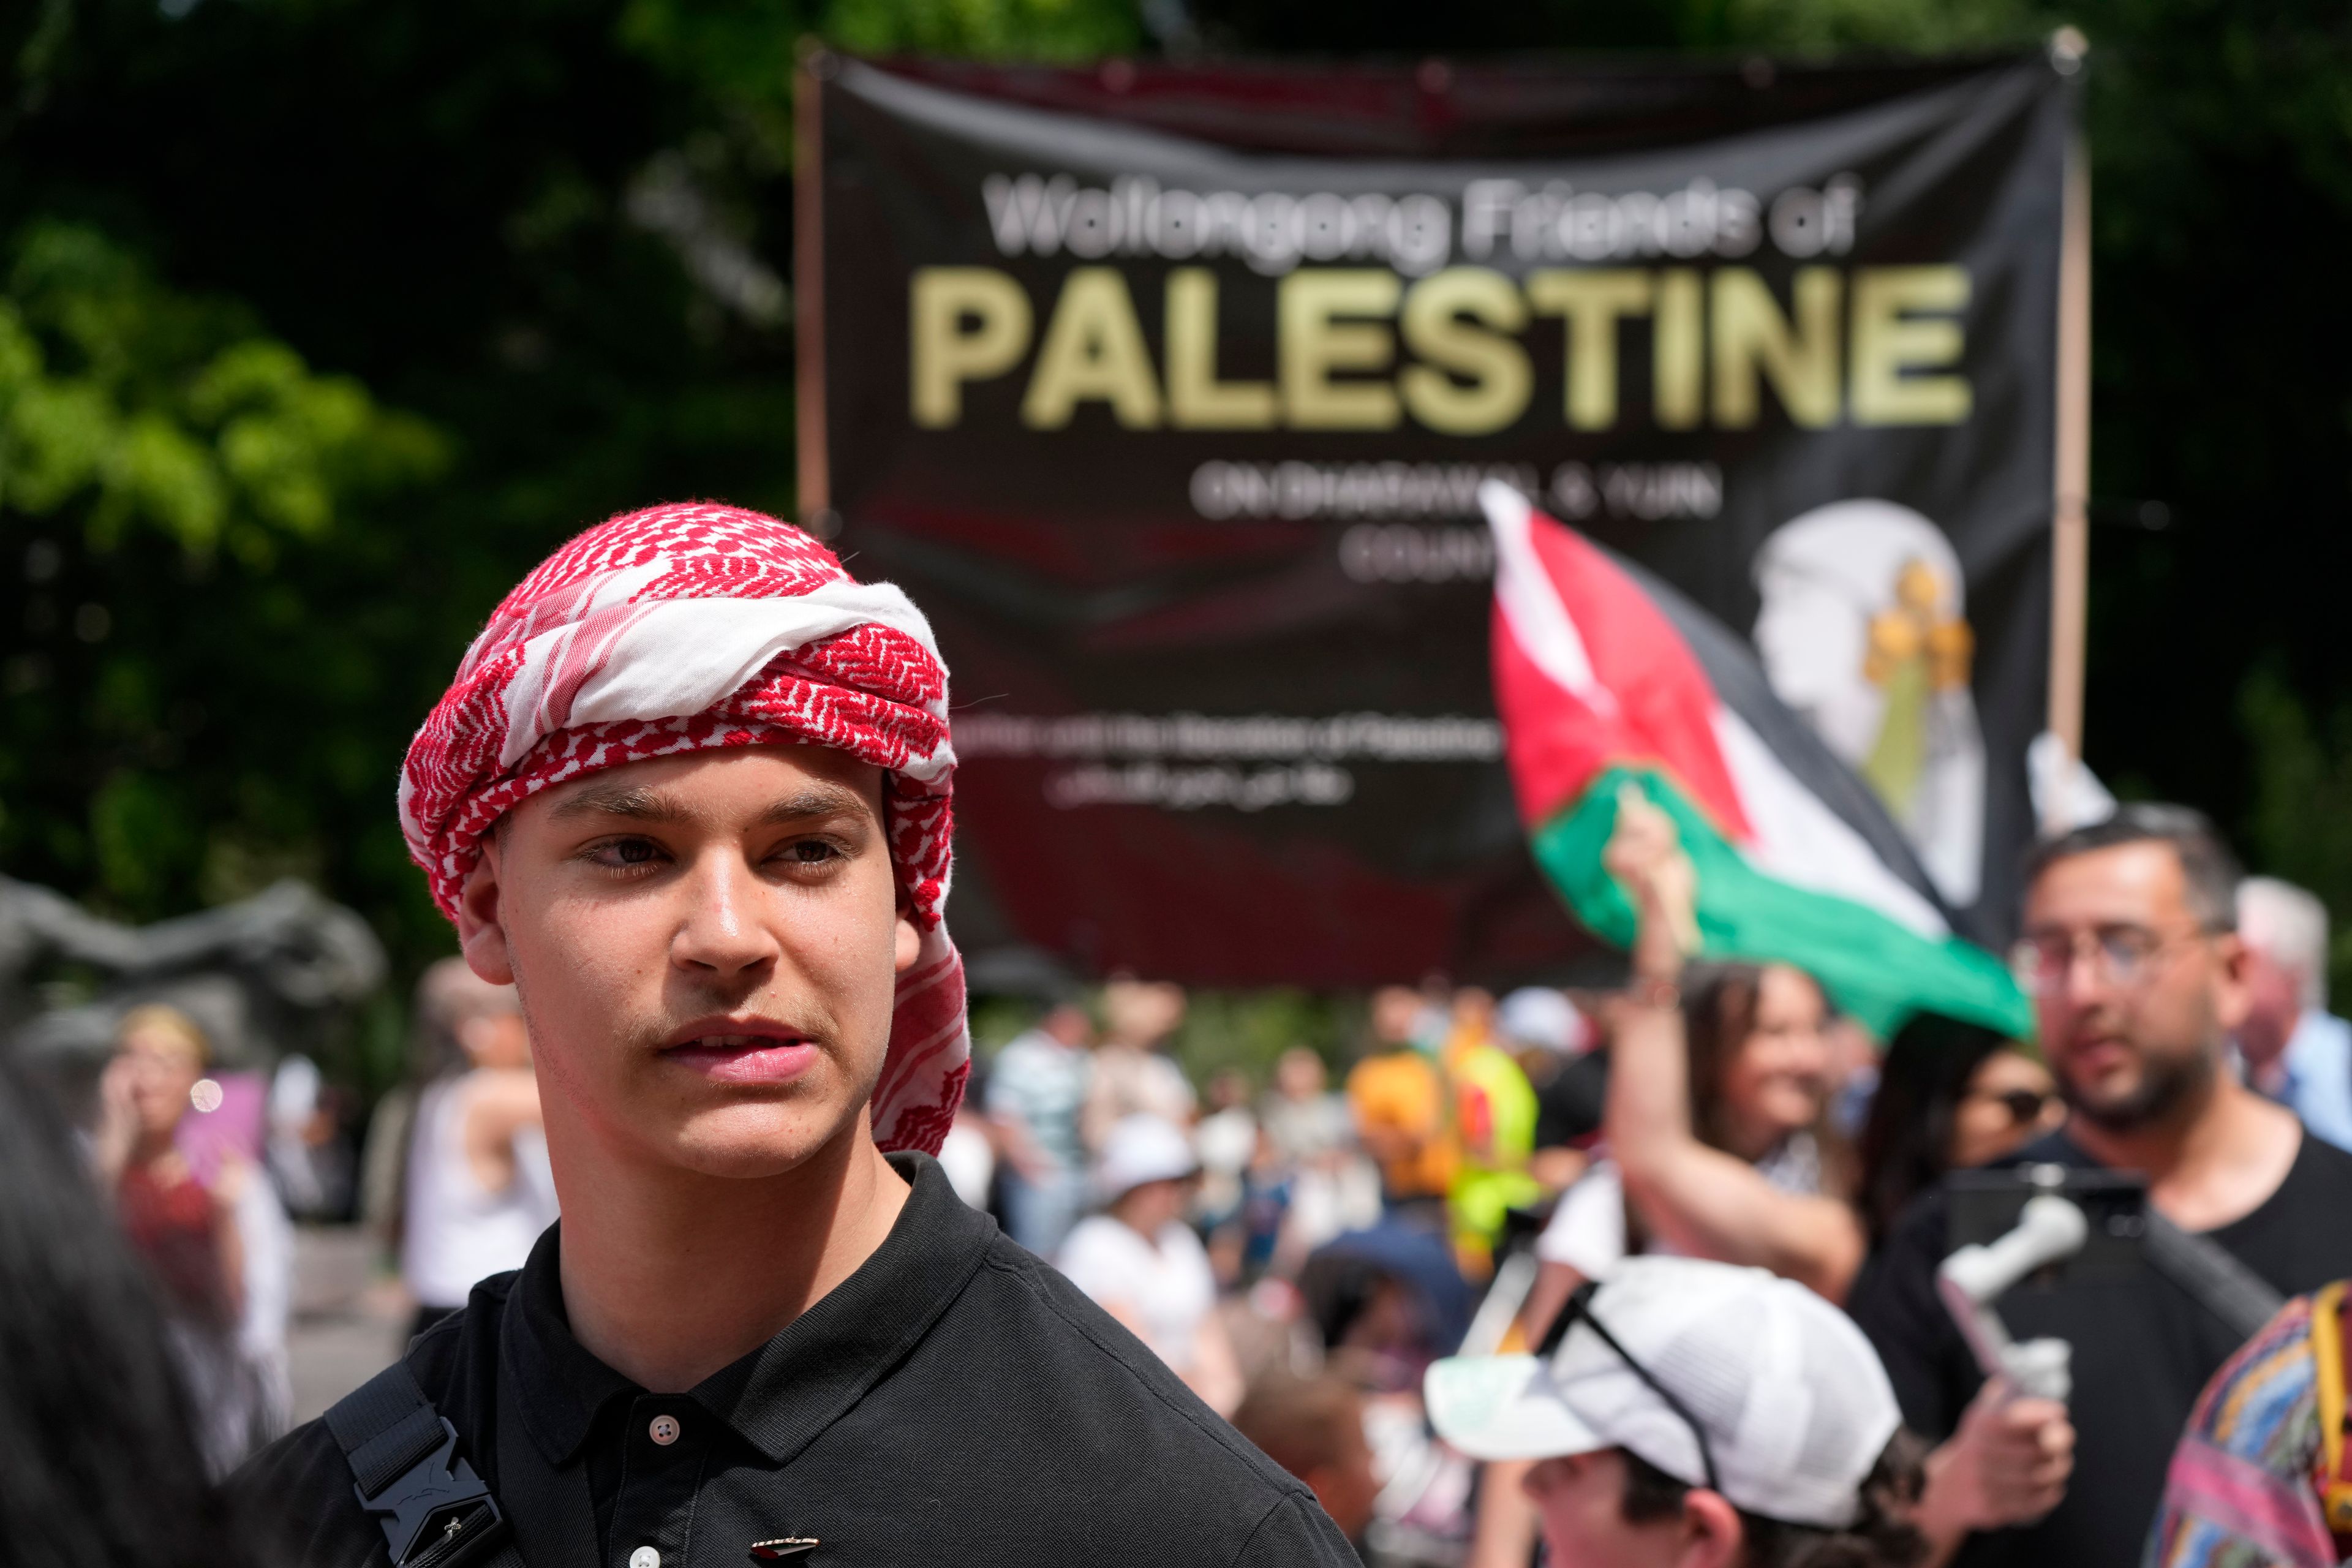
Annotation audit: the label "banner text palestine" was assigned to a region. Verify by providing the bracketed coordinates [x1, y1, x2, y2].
[912, 258, 1970, 434]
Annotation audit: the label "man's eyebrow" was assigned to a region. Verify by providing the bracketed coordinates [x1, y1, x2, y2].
[760, 782, 876, 825]
[545, 782, 687, 823]
[541, 778, 875, 827]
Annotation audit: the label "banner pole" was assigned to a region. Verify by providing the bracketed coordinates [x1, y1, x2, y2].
[794, 42, 833, 533]
[2046, 58, 2092, 830]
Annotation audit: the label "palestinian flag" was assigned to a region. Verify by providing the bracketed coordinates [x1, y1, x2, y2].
[1481, 481, 2030, 1039]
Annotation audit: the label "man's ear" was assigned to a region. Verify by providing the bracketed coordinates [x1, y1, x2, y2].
[454, 842, 518, 986]
[2210, 930, 2254, 1036]
[1676, 1489, 1745, 1568]
[894, 911, 922, 974]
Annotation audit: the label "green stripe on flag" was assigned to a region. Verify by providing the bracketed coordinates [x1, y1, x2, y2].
[1531, 768, 2032, 1039]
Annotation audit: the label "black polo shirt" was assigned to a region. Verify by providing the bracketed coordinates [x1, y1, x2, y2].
[236, 1154, 1358, 1567]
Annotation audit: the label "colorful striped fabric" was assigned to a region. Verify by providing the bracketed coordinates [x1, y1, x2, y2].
[2145, 1294, 2339, 1568]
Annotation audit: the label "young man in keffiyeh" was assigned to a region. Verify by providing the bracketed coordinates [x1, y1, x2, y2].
[233, 503, 1358, 1568]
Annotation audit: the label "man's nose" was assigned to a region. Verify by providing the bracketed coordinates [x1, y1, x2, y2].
[2059, 942, 2114, 1008]
[671, 851, 782, 979]
[2034, 948, 2113, 1041]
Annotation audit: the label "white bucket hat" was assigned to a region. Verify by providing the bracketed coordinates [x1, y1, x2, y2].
[1091, 1114, 1199, 1204]
[1496, 987, 1584, 1054]
[1425, 1256, 1902, 1529]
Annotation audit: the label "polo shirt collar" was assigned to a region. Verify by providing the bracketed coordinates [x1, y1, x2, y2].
[503, 1228, 631, 1466]
[503, 1152, 995, 1469]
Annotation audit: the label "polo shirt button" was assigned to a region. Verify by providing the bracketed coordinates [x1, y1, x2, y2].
[630, 1548, 661, 1568]
[649, 1414, 681, 1446]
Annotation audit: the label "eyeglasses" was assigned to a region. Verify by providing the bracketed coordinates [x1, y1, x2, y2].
[1966, 1085, 2056, 1127]
[2008, 924, 2212, 997]
[1536, 1279, 1721, 1493]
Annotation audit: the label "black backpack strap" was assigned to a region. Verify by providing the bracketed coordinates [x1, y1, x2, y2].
[323, 1360, 521, 1568]
[2141, 1209, 2288, 1341]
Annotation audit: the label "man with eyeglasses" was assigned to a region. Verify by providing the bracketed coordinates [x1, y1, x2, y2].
[1848, 804, 2352, 1568]
[1427, 1255, 1928, 1568]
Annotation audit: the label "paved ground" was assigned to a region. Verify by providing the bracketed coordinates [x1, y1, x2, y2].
[287, 1225, 410, 1423]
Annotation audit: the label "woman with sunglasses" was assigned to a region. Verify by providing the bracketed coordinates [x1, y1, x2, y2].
[1856, 1014, 2067, 1248]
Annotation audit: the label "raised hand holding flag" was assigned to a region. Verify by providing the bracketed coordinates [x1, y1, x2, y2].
[1480, 481, 2029, 1039]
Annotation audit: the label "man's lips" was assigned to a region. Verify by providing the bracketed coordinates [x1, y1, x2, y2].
[2063, 1036, 2134, 1074]
[659, 1020, 820, 1085]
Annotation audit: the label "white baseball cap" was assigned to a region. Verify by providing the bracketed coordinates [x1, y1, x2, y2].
[1497, 987, 1585, 1054]
[1425, 1256, 1902, 1529]
[1092, 1114, 1199, 1203]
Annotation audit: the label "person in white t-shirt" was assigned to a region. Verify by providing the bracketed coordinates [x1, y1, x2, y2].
[400, 959, 557, 1338]
[1058, 1113, 1243, 1415]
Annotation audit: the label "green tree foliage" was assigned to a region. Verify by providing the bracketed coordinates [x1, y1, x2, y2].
[0, 0, 1153, 998]
[1168, 988, 1360, 1091]
[0, 221, 443, 925]
[621, 0, 1137, 167]
[2241, 668, 2352, 1003]
[0, 223, 442, 564]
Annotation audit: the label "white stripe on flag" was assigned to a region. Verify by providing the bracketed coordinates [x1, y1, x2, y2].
[1711, 706, 1949, 939]
[1480, 480, 1619, 718]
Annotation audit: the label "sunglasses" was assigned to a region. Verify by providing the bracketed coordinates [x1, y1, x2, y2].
[1535, 1279, 1722, 1493]
[1969, 1086, 2056, 1127]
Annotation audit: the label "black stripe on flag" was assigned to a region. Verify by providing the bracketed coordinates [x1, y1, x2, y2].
[1610, 549, 1977, 944]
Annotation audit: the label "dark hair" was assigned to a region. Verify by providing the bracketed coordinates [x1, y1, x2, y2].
[1619, 1430, 1930, 1568]
[1231, 1372, 1364, 1477]
[1855, 1014, 2013, 1246]
[2024, 804, 2242, 932]
[1679, 963, 1853, 1191]
[0, 1054, 248, 1568]
[1617, 963, 1853, 1256]
[1681, 963, 1772, 1158]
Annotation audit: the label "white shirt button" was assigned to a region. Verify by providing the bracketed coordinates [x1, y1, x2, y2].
[649, 1414, 680, 1446]
[630, 1548, 661, 1568]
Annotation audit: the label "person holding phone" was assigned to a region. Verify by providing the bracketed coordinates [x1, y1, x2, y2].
[1849, 805, 2352, 1568]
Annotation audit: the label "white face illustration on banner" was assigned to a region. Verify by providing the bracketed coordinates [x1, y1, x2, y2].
[1752, 499, 1988, 908]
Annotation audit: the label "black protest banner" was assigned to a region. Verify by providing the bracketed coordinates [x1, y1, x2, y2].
[805, 53, 2070, 986]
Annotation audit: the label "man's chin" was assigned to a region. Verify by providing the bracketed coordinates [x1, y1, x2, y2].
[2066, 1087, 2146, 1132]
[2067, 1074, 2190, 1134]
[654, 1101, 867, 1179]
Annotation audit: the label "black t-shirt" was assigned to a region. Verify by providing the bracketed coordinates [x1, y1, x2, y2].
[1847, 1126, 2352, 1568]
[235, 1153, 1359, 1568]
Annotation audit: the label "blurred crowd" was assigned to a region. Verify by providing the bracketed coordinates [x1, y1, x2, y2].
[921, 803, 2352, 1568]
[12, 802, 2352, 1568]
[923, 962, 1988, 1565]
[0, 952, 552, 1486]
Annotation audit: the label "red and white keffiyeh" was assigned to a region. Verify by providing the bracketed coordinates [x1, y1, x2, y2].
[398, 502, 967, 1155]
